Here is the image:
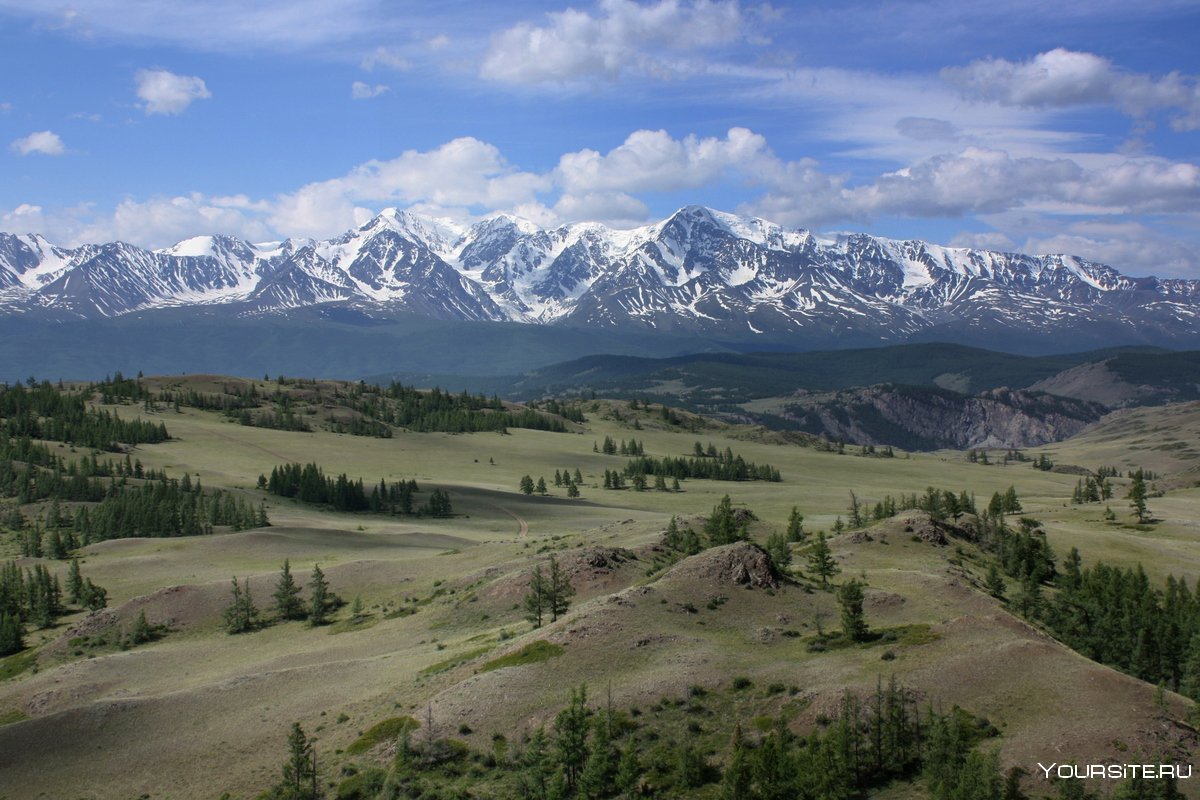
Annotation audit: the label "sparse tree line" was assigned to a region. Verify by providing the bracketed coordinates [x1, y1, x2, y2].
[249, 678, 1194, 800]
[623, 453, 782, 483]
[4, 468, 267, 554]
[0, 557, 108, 656]
[1, 379, 168, 451]
[7, 472, 268, 547]
[223, 560, 341, 634]
[595, 436, 645, 456]
[263, 462, 451, 517]
[99, 372, 576, 436]
[935, 500, 1200, 704]
[521, 471, 585, 498]
[601, 469, 679, 493]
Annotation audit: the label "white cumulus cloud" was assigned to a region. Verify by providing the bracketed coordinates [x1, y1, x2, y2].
[943, 48, 1200, 131]
[360, 46, 410, 71]
[135, 68, 212, 115]
[482, 0, 747, 85]
[10, 130, 66, 156]
[351, 81, 390, 99]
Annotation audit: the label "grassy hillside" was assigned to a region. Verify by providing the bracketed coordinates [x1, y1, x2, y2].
[0, 378, 1197, 798]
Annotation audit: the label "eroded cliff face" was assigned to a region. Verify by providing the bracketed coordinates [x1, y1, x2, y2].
[778, 385, 1106, 450]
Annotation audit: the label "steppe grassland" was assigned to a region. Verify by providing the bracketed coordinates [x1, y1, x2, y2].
[1, 395, 1199, 797]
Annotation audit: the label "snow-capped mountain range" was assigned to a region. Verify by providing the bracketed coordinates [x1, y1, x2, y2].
[2, 205, 1198, 347]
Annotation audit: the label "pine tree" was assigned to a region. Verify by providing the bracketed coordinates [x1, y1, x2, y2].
[536, 476, 548, 495]
[66, 558, 83, 604]
[704, 495, 744, 546]
[520, 475, 535, 495]
[786, 506, 806, 543]
[765, 531, 792, 573]
[308, 564, 331, 626]
[808, 532, 839, 586]
[554, 684, 590, 793]
[280, 722, 316, 798]
[848, 491, 864, 529]
[273, 559, 306, 621]
[985, 564, 1007, 598]
[222, 577, 259, 634]
[615, 741, 642, 799]
[0, 611, 23, 657]
[547, 554, 575, 623]
[130, 609, 153, 644]
[524, 564, 546, 628]
[577, 709, 617, 798]
[838, 579, 869, 641]
[1128, 471, 1150, 523]
[81, 578, 107, 613]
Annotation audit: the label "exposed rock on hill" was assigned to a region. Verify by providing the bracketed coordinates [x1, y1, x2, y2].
[779, 384, 1105, 450]
[663, 541, 780, 589]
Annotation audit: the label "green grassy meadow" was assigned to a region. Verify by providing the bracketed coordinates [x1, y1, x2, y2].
[0, 385, 1198, 798]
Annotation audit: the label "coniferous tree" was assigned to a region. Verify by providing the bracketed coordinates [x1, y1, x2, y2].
[985, 564, 1007, 599]
[1128, 470, 1150, 523]
[547, 554, 575, 623]
[222, 577, 258, 634]
[848, 491, 864, 529]
[786, 506, 806, 543]
[535, 476, 548, 496]
[0, 611, 23, 656]
[66, 558, 83, 604]
[704, 495, 744, 546]
[524, 564, 546, 628]
[520, 475, 535, 495]
[838, 579, 869, 641]
[615, 741, 642, 799]
[308, 564, 331, 626]
[554, 684, 590, 793]
[130, 609, 153, 644]
[765, 531, 792, 573]
[81, 578, 107, 613]
[808, 532, 840, 586]
[279, 722, 317, 799]
[273, 559, 305, 621]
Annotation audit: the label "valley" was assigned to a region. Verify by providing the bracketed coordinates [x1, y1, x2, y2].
[0, 376, 1197, 798]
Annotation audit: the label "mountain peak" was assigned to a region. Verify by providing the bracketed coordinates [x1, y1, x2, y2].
[1, 207, 1197, 350]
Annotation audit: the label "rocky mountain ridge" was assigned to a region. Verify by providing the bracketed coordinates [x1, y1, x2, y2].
[2, 206, 1199, 349]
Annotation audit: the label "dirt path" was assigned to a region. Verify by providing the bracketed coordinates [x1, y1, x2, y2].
[495, 506, 529, 540]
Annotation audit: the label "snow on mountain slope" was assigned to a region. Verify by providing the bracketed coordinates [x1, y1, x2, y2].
[1, 207, 1197, 348]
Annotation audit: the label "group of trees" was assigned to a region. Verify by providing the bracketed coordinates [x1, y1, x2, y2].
[973, 506, 1200, 701]
[264, 463, 450, 517]
[0, 557, 107, 656]
[523, 555, 575, 628]
[623, 451, 782, 483]
[1041, 557, 1200, 701]
[522, 474, 582, 498]
[0, 380, 169, 451]
[602, 468, 678, 493]
[721, 679, 1016, 800]
[267, 679, 1073, 800]
[595, 436, 644, 456]
[223, 560, 339, 634]
[362, 384, 568, 434]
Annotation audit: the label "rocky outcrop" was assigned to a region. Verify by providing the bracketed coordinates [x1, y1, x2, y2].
[779, 384, 1105, 450]
[662, 541, 780, 589]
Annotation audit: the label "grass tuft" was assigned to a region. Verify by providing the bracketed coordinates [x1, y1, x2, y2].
[345, 716, 420, 755]
[478, 640, 564, 673]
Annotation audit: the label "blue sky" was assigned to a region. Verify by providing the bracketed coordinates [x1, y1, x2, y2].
[1, 0, 1198, 277]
